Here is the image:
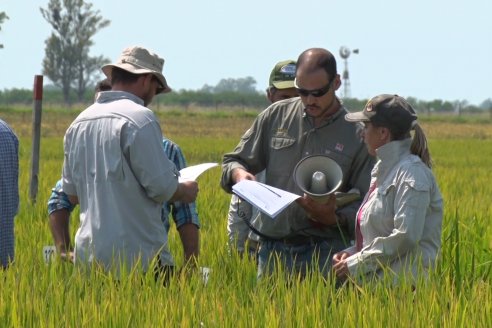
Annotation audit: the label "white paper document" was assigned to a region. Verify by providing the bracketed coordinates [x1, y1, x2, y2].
[232, 180, 301, 218]
[179, 163, 218, 182]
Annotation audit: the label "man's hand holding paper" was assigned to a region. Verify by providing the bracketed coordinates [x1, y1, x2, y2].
[231, 167, 256, 183]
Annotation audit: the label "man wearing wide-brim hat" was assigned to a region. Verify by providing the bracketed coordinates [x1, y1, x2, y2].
[62, 46, 198, 277]
[101, 46, 172, 104]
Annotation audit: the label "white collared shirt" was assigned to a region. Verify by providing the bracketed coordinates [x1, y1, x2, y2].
[345, 139, 443, 282]
[62, 91, 179, 273]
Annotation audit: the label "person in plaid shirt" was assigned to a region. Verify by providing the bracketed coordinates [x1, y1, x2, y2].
[0, 119, 19, 268]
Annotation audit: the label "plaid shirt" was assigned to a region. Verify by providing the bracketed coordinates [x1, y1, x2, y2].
[48, 138, 199, 231]
[0, 119, 19, 267]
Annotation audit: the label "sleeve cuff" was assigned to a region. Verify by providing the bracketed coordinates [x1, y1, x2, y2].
[346, 253, 363, 277]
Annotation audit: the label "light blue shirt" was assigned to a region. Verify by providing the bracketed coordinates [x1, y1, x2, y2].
[49, 139, 199, 230]
[62, 91, 179, 272]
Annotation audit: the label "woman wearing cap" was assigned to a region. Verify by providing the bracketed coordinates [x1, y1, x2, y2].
[332, 94, 443, 284]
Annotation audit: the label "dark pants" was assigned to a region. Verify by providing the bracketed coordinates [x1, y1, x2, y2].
[257, 237, 346, 279]
[153, 258, 175, 286]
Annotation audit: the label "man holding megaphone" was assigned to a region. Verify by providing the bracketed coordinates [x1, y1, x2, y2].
[221, 48, 374, 279]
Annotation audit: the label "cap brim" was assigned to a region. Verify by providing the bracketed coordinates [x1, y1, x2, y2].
[272, 80, 295, 89]
[101, 63, 172, 94]
[345, 111, 370, 122]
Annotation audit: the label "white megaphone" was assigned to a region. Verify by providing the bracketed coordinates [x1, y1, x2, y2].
[293, 155, 343, 203]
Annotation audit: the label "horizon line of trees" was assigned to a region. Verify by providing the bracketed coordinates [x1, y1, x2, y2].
[0, 83, 491, 115]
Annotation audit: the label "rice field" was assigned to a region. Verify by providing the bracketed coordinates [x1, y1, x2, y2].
[0, 107, 491, 327]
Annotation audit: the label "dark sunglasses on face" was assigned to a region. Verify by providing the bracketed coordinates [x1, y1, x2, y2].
[294, 78, 333, 98]
[152, 75, 165, 93]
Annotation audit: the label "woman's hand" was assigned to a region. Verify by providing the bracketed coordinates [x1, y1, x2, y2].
[332, 251, 351, 279]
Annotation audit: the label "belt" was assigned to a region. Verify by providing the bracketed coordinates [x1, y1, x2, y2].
[263, 235, 327, 246]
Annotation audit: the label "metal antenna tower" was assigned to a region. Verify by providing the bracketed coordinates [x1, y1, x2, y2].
[339, 46, 359, 99]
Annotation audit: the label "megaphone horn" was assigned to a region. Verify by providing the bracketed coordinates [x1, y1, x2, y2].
[293, 155, 343, 203]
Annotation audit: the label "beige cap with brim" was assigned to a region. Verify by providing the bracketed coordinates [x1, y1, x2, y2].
[102, 46, 171, 94]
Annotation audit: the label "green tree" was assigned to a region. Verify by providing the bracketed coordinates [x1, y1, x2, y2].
[0, 11, 9, 49]
[40, 0, 110, 104]
[202, 76, 258, 94]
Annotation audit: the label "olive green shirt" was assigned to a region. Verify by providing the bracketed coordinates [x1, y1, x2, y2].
[221, 97, 374, 242]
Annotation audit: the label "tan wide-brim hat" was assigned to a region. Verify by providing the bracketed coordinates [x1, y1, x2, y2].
[102, 46, 171, 94]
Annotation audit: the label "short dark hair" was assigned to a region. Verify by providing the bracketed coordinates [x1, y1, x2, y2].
[110, 67, 141, 85]
[95, 78, 111, 92]
[296, 48, 337, 80]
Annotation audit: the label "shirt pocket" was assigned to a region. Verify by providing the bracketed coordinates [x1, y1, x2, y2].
[404, 177, 430, 192]
[370, 183, 396, 231]
[270, 135, 296, 150]
[269, 135, 297, 177]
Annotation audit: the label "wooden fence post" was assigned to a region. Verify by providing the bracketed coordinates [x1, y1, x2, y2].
[29, 75, 43, 203]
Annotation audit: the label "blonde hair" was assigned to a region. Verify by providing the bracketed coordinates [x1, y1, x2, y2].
[410, 122, 432, 168]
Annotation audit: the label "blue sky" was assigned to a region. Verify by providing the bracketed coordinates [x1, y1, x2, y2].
[1, 0, 491, 105]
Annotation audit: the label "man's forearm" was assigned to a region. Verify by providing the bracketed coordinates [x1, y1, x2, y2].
[49, 209, 72, 253]
[177, 223, 199, 264]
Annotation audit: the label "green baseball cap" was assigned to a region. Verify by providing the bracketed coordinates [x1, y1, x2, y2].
[269, 60, 296, 89]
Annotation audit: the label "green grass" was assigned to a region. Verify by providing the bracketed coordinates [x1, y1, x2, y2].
[0, 109, 491, 327]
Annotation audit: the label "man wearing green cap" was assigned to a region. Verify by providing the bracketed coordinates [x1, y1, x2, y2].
[266, 60, 299, 103]
[226, 59, 298, 257]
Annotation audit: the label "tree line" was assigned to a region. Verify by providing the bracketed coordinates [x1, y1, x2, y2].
[1, 85, 490, 115]
[0, 84, 270, 109]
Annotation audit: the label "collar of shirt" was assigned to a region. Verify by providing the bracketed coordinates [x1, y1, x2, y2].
[302, 104, 346, 128]
[96, 91, 144, 106]
[372, 138, 412, 182]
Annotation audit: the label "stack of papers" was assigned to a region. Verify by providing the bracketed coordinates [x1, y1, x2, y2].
[232, 180, 301, 218]
[232, 181, 362, 219]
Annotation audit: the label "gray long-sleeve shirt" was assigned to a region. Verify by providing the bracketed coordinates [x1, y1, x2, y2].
[62, 91, 179, 272]
[345, 139, 443, 281]
[222, 97, 374, 242]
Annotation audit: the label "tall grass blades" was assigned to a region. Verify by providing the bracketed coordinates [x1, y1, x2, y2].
[0, 109, 491, 327]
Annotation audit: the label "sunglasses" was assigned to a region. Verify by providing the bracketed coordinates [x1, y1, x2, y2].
[294, 78, 333, 98]
[152, 75, 165, 94]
